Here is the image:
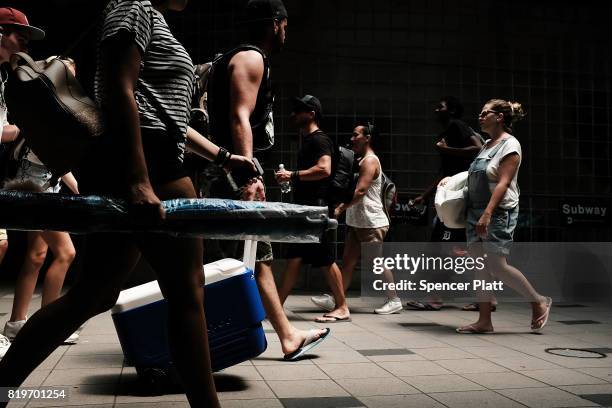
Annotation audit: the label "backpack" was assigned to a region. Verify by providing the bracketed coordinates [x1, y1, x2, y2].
[189, 56, 221, 140]
[380, 170, 397, 221]
[328, 143, 358, 204]
[3, 53, 104, 180]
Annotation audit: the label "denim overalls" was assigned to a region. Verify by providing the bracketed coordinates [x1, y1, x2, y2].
[465, 138, 519, 256]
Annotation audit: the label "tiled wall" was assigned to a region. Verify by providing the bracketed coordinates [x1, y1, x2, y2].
[167, 1, 611, 289]
[3, 1, 609, 288]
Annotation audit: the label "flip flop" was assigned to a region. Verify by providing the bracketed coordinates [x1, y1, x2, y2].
[461, 303, 497, 312]
[315, 314, 352, 323]
[406, 300, 442, 311]
[455, 325, 494, 334]
[283, 328, 331, 361]
[531, 296, 552, 332]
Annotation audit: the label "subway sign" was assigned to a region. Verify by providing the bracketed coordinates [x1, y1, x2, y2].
[560, 198, 610, 226]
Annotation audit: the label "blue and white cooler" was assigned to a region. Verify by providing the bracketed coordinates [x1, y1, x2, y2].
[111, 241, 266, 381]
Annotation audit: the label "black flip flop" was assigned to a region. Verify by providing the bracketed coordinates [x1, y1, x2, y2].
[462, 303, 497, 312]
[406, 300, 442, 311]
[283, 328, 331, 361]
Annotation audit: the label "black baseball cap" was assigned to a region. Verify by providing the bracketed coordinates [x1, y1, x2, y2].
[246, 0, 288, 22]
[292, 95, 323, 118]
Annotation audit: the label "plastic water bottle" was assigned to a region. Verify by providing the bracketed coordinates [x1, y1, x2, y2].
[278, 164, 292, 194]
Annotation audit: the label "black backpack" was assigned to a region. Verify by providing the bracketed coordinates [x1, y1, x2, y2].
[328, 143, 358, 204]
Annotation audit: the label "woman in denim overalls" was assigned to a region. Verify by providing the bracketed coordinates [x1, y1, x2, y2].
[454, 99, 551, 334]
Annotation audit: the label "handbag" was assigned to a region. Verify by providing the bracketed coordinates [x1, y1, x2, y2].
[434, 171, 468, 228]
[3, 52, 104, 181]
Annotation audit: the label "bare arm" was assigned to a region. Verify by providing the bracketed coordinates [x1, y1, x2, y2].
[60, 172, 79, 194]
[275, 155, 332, 185]
[227, 50, 266, 200]
[476, 153, 520, 238]
[101, 37, 163, 218]
[336, 156, 378, 215]
[227, 50, 264, 159]
[1, 125, 20, 143]
[186, 126, 220, 162]
[186, 126, 256, 173]
[436, 135, 483, 158]
[296, 155, 332, 181]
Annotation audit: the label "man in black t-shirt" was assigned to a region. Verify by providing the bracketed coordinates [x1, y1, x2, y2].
[275, 95, 350, 323]
[407, 96, 484, 311]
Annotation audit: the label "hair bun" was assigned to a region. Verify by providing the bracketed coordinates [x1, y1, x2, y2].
[510, 101, 526, 123]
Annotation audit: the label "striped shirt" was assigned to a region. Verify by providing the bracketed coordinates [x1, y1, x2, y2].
[94, 0, 195, 147]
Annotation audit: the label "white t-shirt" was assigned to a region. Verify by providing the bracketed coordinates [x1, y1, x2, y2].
[477, 136, 521, 209]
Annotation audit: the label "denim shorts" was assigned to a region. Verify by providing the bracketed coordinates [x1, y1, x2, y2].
[466, 206, 519, 256]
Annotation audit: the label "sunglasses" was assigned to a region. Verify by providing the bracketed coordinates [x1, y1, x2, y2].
[479, 110, 500, 118]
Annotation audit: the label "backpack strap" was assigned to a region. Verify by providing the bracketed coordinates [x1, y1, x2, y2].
[221, 44, 270, 77]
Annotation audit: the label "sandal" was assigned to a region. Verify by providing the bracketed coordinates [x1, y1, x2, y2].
[462, 303, 497, 312]
[531, 297, 552, 332]
[283, 328, 331, 361]
[315, 314, 351, 323]
[406, 300, 442, 311]
[456, 324, 494, 334]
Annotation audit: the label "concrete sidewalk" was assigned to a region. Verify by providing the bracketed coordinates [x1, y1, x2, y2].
[1, 291, 611, 408]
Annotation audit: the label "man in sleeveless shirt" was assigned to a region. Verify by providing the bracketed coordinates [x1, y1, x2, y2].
[204, 0, 330, 360]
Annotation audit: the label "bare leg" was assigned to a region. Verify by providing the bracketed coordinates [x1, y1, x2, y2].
[39, 231, 76, 307]
[341, 232, 360, 293]
[256, 261, 327, 355]
[458, 244, 494, 332]
[0, 233, 140, 388]
[139, 177, 219, 408]
[278, 257, 302, 305]
[486, 254, 548, 322]
[0, 239, 8, 266]
[10, 232, 48, 322]
[317, 263, 350, 320]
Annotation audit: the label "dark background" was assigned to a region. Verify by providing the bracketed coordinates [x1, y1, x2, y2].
[1, 0, 610, 290]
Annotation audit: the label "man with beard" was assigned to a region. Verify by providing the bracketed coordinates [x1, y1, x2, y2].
[204, 0, 330, 360]
[276, 95, 350, 324]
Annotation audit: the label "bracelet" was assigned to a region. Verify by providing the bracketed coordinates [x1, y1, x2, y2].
[291, 170, 299, 182]
[214, 147, 231, 167]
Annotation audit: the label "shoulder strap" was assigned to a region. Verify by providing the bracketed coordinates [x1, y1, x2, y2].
[222, 44, 269, 69]
[486, 137, 511, 159]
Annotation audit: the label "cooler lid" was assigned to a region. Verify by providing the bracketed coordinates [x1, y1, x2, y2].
[111, 258, 248, 314]
[111, 280, 163, 314]
[204, 258, 248, 284]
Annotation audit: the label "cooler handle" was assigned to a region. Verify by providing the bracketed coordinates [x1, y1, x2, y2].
[243, 239, 257, 270]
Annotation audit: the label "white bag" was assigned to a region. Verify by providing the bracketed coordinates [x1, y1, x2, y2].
[434, 171, 468, 229]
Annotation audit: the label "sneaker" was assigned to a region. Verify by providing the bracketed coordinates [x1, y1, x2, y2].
[64, 331, 80, 344]
[311, 294, 335, 312]
[0, 334, 10, 358]
[3, 319, 26, 341]
[375, 298, 403, 315]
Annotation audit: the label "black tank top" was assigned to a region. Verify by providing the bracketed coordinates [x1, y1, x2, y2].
[208, 45, 274, 155]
